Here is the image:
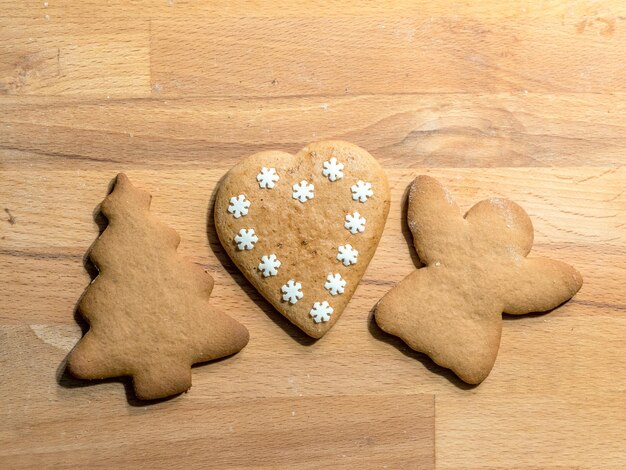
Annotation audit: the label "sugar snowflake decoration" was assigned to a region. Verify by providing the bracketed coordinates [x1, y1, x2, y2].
[337, 244, 358, 266]
[258, 254, 281, 277]
[324, 273, 346, 295]
[344, 211, 366, 234]
[257, 167, 279, 189]
[351, 180, 374, 203]
[281, 280, 304, 304]
[227, 194, 250, 218]
[234, 228, 258, 250]
[322, 157, 344, 182]
[310, 301, 333, 323]
[292, 180, 314, 203]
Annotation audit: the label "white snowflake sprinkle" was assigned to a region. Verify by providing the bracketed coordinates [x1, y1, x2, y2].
[281, 280, 303, 304]
[344, 211, 366, 234]
[227, 194, 251, 218]
[351, 180, 374, 203]
[337, 244, 358, 266]
[292, 180, 314, 203]
[324, 273, 346, 295]
[234, 228, 258, 250]
[258, 254, 281, 277]
[322, 157, 344, 182]
[257, 167, 280, 189]
[309, 301, 333, 323]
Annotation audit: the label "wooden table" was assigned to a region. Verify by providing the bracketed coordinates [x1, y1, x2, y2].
[1, 1, 625, 468]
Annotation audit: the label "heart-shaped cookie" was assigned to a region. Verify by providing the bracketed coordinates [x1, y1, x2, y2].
[215, 141, 390, 338]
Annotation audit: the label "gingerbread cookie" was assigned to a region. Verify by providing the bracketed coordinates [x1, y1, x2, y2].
[214, 141, 390, 338]
[68, 174, 249, 400]
[375, 176, 583, 384]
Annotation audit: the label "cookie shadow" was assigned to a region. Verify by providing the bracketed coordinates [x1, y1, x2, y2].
[58, 177, 112, 391]
[56, 355, 193, 406]
[400, 183, 424, 269]
[71, 201, 106, 338]
[502, 301, 569, 321]
[205, 174, 317, 346]
[367, 307, 478, 390]
[59, 176, 185, 406]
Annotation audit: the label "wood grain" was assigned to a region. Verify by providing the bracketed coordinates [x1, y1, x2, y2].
[1, 1, 625, 469]
[0, 18, 150, 97]
[151, 17, 626, 96]
[2, 93, 626, 167]
[2, 325, 435, 469]
[1, 0, 624, 19]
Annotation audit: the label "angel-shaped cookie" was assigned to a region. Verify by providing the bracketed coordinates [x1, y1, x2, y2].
[375, 176, 583, 384]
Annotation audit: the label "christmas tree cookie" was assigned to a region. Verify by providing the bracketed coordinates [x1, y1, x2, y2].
[68, 174, 249, 400]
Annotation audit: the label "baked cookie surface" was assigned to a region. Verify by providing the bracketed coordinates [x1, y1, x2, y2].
[375, 175, 583, 384]
[215, 141, 390, 338]
[69, 174, 249, 400]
